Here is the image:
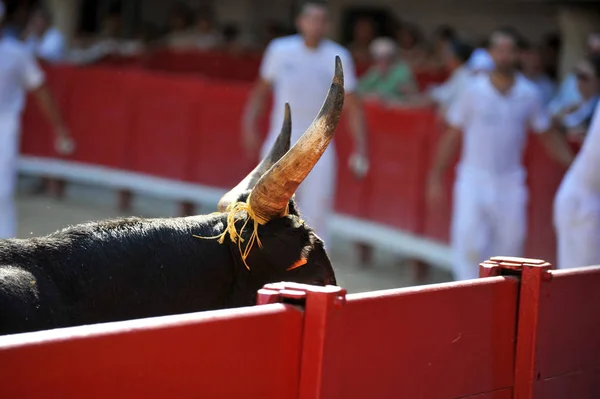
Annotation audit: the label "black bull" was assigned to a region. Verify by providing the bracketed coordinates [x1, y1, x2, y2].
[0, 57, 346, 336]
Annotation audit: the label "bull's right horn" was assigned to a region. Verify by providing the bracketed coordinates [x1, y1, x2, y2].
[249, 56, 345, 223]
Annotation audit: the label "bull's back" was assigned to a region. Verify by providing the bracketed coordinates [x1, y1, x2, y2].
[0, 214, 234, 334]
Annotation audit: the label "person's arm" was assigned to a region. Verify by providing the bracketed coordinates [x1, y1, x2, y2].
[426, 86, 472, 203]
[20, 48, 73, 154]
[428, 126, 462, 184]
[530, 92, 574, 168]
[32, 85, 68, 134]
[241, 78, 271, 159]
[344, 92, 368, 158]
[340, 51, 369, 178]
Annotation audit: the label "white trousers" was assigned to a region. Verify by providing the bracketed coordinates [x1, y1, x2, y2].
[450, 167, 528, 281]
[0, 116, 19, 239]
[554, 174, 600, 269]
[260, 130, 337, 246]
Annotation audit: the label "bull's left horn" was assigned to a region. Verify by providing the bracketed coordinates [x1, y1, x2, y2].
[249, 56, 344, 222]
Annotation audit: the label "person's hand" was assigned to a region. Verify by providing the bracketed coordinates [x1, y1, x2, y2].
[426, 175, 444, 207]
[242, 124, 260, 161]
[349, 152, 369, 179]
[54, 127, 75, 155]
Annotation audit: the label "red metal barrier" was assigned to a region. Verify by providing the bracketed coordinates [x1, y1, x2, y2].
[335, 278, 518, 398]
[1, 258, 599, 398]
[0, 304, 304, 398]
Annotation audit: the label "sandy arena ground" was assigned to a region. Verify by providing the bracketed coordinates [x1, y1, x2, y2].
[16, 176, 453, 294]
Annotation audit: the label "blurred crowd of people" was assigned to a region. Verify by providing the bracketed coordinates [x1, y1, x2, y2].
[350, 19, 600, 143]
[3, 2, 598, 136]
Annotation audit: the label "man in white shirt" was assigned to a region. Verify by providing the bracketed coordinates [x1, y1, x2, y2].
[554, 103, 600, 269]
[427, 29, 574, 281]
[22, 6, 66, 64]
[241, 0, 368, 246]
[0, 1, 73, 239]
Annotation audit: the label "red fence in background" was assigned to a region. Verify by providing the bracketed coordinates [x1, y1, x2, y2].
[20, 65, 577, 266]
[1, 258, 599, 398]
[89, 50, 449, 89]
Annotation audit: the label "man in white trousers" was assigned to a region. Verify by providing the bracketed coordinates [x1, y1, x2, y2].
[0, 1, 73, 239]
[427, 29, 574, 281]
[242, 0, 368, 246]
[554, 103, 600, 269]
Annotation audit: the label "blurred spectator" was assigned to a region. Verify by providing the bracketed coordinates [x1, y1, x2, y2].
[66, 7, 127, 64]
[395, 22, 427, 68]
[348, 16, 376, 65]
[552, 54, 600, 143]
[549, 30, 600, 116]
[425, 25, 456, 71]
[163, 2, 196, 50]
[427, 29, 573, 281]
[0, 1, 26, 39]
[540, 31, 561, 80]
[520, 44, 556, 105]
[357, 37, 418, 104]
[192, 9, 222, 50]
[222, 24, 245, 55]
[0, 0, 74, 238]
[22, 5, 66, 63]
[427, 38, 474, 115]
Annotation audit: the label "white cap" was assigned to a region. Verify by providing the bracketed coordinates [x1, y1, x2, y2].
[370, 37, 397, 59]
[467, 48, 495, 72]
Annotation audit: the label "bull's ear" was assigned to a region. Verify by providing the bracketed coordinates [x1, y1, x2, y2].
[217, 104, 292, 212]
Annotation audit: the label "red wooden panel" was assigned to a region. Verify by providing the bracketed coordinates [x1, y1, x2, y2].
[337, 277, 519, 398]
[0, 304, 303, 398]
[64, 67, 136, 168]
[532, 267, 600, 398]
[127, 72, 203, 180]
[363, 106, 432, 233]
[20, 65, 75, 158]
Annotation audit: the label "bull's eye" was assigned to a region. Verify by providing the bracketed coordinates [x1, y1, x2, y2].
[287, 257, 307, 271]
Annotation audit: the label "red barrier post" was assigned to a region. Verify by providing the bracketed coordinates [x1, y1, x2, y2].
[258, 282, 347, 399]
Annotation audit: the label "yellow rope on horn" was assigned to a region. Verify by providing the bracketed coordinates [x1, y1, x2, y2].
[193, 194, 278, 271]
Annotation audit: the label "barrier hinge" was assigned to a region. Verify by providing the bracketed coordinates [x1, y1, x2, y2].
[256, 282, 347, 308]
[480, 256, 552, 281]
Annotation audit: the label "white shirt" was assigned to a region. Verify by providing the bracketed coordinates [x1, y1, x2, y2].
[447, 74, 551, 176]
[260, 34, 357, 142]
[25, 27, 66, 63]
[566, 103, 600, 192]
[429, 65, 473, 113]
[0, 38, 45, 118]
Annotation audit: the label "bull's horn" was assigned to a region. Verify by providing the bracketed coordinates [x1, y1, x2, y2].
[217, 103, 292, 212]
[249, 56, 344, 223]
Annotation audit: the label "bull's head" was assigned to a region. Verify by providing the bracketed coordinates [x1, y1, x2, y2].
[216, 56, 344, 304]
